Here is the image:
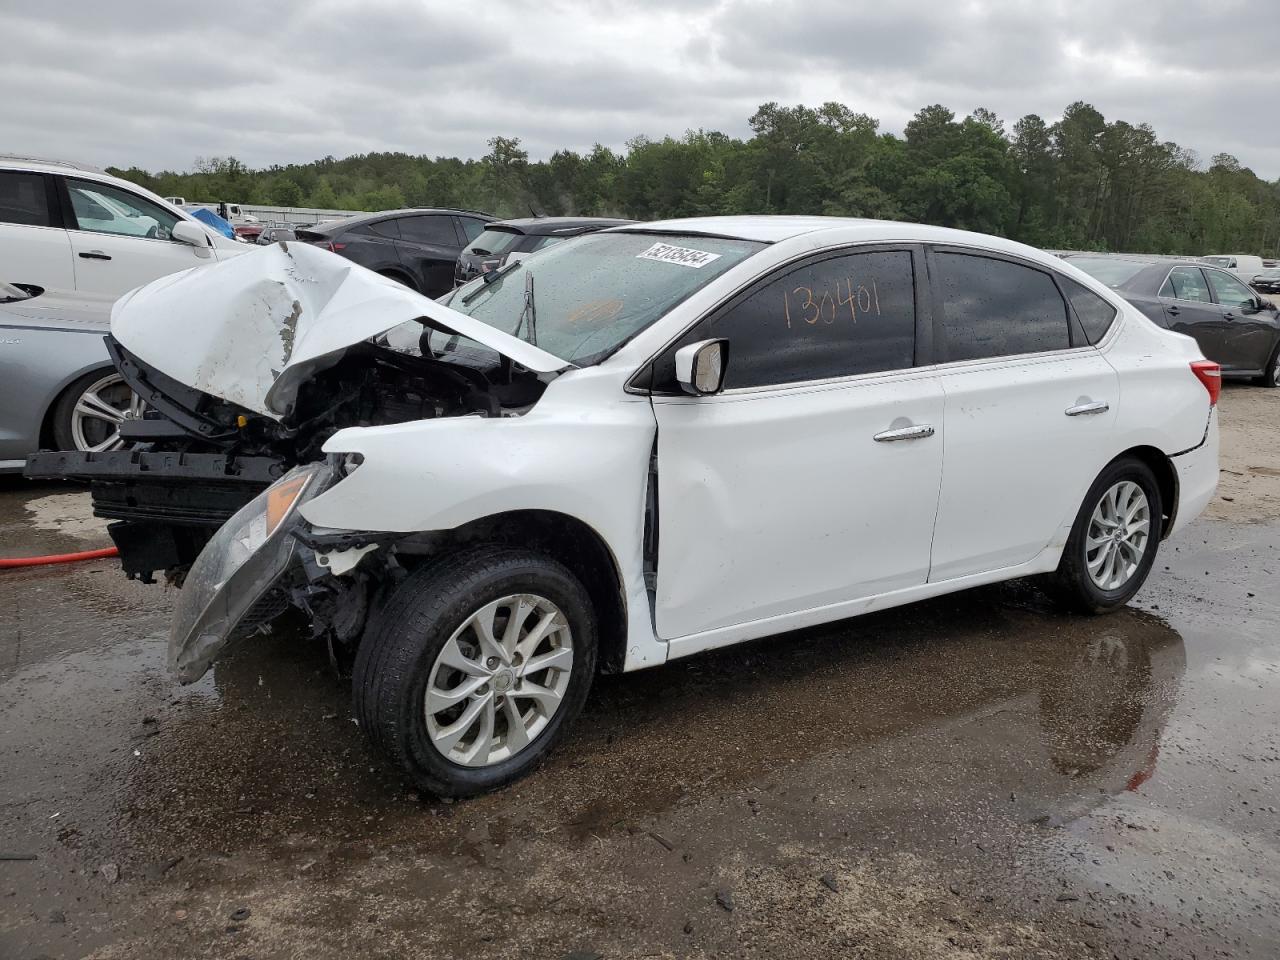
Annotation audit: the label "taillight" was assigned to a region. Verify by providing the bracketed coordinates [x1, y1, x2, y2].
[1190, 360, 1221, 406]
[328, 241, 346, 253]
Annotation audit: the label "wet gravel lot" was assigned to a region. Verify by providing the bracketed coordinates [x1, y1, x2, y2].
[2, 387, 1278, 959]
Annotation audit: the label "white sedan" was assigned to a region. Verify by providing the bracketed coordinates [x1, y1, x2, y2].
[111, 218, 1220, 797]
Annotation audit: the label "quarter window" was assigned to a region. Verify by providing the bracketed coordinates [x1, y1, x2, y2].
[356, 219, 400, 239]
[1159, 266, 1211, 303]
[935, 252, 1069, 361]
[1060, 277, 1118, 344]
[457, 217, 487, 242]
[65, 179, 179, 240]
[1206, 269, 1255, 308]
[709, 250, 916, 388]
[0, 171, 53, 227]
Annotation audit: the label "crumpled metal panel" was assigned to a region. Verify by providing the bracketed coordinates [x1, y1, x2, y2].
[108, 241, 570, 420]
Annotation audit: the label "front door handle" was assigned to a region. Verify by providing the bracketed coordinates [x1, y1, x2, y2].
[1223, 312, 1237, 321]
[78, 250, 111, 261]
[874, 424, 935, 442]
[1065, 400, 1109, 417]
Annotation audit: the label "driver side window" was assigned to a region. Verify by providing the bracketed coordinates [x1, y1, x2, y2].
[64, 178, 181, 241]
[1205, 269, 1255, 309]
[707, 249, 917, 389]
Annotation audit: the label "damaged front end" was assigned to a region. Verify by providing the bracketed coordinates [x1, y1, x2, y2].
[170, 459, 401, 683]
[26, 242, 570, 585]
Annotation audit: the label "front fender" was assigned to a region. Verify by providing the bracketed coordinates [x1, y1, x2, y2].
[299, 389, 668, 670]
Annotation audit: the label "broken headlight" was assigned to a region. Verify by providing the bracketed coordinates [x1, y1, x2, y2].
[168, 463, 333, 683]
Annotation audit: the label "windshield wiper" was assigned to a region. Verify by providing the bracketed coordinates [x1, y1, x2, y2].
[512, 269, 538, 346]
[460, 259, 522, 306]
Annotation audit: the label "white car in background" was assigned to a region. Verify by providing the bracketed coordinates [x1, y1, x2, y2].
[103, 219, 1222, 798]
[0, 155, 247, 298]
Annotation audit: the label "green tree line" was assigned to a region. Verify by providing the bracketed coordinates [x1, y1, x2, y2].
[109, 100, 1280, 256]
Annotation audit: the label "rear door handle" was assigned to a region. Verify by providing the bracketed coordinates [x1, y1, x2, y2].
[78, 250, 111, 261]
[1065, 400, 1109, 417]
[874, 424, 935, 442]
[1166, 305, 1180, 316]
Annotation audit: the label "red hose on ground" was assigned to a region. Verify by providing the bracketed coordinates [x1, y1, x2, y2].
[0, 547, 119, 569]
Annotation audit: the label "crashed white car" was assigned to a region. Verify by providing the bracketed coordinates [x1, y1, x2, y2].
[112, 219, 1218, 796]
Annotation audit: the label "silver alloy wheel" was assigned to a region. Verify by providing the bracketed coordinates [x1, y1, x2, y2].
[424, 593, 574, 767]
[1085, 480, 1151, 591]
[71, 373, 142, 453]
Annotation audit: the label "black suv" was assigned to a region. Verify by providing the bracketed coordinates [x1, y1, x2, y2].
[296, 208, 494, 298]
[454, 217, 633, 285]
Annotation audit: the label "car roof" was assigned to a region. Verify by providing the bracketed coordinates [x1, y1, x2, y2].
[311, 208, 496, 234]
[607, 216, 1108, 268]
[0, 154, 107, 176]
[488, 217, 635, 236]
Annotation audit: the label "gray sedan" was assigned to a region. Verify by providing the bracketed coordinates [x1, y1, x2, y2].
[0, 281, 140, 472]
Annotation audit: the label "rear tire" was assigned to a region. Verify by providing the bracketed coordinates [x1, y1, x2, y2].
[1047, 456, 1163, 614]
[351, 546, 597, 797]
[378, 270, 419, 293]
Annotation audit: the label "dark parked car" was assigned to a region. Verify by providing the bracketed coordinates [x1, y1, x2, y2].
[1070, 255, 1280, 386]
[296, 208, 494, 298]
[1249, 268, 1280, 294]
[454, 217, 633, 285]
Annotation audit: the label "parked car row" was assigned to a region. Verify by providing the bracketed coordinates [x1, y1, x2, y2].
[1067, 254, 1280, 387]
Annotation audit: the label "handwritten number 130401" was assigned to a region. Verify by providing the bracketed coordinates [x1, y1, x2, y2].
[783, 277, 880, 328]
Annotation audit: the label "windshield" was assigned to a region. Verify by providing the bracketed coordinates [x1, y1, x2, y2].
[435, 232, 765, 365]
[464, 228, 521, 258]
[1070, 257, 1149, 288]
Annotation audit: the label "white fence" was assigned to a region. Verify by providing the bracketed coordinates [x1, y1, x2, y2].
[239, 204, 366, 226]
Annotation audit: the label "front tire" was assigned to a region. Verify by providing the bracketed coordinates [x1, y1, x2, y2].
[1259, 341, 1280, 388]
[1048, 456, 1164, 614]
[352, 546, 597, 797]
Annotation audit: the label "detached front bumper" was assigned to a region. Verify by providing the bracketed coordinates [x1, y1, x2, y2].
[24, 449, 285, 580]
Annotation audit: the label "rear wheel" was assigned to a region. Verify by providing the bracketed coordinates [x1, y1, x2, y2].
[51, 370, 142, 453]
[378, 270, 419, 292]
[1048, 456, 1163, 614]
[352, 546, 597, 797]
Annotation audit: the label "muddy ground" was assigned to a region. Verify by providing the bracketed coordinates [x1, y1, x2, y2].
[1, 387, 1278, 960]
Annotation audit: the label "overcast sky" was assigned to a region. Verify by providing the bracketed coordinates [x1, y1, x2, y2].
[2, 0, 1277, 179]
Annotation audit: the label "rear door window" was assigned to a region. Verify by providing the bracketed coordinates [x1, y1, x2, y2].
[934, 251, 1070, 361]
[398, 215, 457, 246]
[707, 249, 917, 388]
[1159, 266, 1212, 303]
[1060, 277, 1119, 344]
[0, 171, 53, 226]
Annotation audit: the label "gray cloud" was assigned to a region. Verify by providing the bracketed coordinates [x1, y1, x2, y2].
[1, 0, 1276, 178]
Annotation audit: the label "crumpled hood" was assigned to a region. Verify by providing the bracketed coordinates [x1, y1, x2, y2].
[109, 242, 570, 419]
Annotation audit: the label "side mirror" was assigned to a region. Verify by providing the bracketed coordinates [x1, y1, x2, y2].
[172, 220, 213, 257]
[674, 338, 729, 396]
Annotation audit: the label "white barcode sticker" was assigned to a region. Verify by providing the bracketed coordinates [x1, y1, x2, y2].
[636, 241, 722, 268]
